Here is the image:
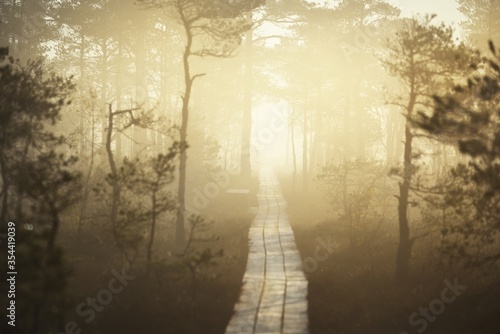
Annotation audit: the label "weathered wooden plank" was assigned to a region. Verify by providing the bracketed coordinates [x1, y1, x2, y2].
[225, 168, 309, 334]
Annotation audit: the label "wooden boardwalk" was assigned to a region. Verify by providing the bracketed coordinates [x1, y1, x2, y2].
[225, 168, 309, 334]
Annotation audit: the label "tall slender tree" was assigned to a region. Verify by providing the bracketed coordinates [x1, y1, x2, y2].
[413, 40, 500, 265]
[138, 0, 261, 252]
[382, 15, 475, 283]
[0, 50, 80, 334]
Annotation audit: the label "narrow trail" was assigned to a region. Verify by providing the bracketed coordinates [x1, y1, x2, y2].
[225, 168, 309, 334]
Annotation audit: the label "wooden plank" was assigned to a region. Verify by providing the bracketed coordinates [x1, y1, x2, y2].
[225, 168, 309, 334]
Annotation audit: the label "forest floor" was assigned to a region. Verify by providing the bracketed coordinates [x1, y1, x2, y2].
[59, 217, 251, 334]
[280, 173, 500, 334]
[51, 170, 500, 334]
[57, 176, 259, 334]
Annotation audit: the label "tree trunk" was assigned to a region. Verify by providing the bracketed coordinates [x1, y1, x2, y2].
[79, 33, 85, 156]
[115, 32, 123, 162]
[291, 109, 297, 193]
[133, 25, 148, 157]
[174, 27, 193, 253]
[240, 28, 253, 180]
[342, 165, 355, 249]
[343, 79, 352, 162]
[309, 107, 322, 177]
[147, 191, 157, 274]
[78, 121, 94, 233]
[0, 156, 9, 223]
[101, 38, 108, 151]
[31, 204, 61, 334]
[302, 106, 308, 193]
[395, 95, 415, 284]
[105, 105, 121, 250]
[354, 79, 366, 161]
[386, 107, 397, 165]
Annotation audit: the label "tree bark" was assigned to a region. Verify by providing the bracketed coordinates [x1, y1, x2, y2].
[147, 191, 157, 274]
[309, 107, 322, 177]
[395, 126, 413, 283]
[291, 109, 297, 193]
[133, 24, 148, 157]
[174, 23, 193, 253]
[101, 38, 108, 151]
[105, 105, 122, 251]
[302, 106, 308, 193]
[395, 91, 416, 284]
[240, 28, 253, 180]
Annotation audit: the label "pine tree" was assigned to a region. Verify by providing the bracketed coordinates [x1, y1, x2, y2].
[382, 15, 476, 283]
[0, 50, 81, 334]
[413, 40, 500, 265]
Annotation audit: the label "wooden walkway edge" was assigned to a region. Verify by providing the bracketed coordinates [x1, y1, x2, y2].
[225, 168, 309, 334]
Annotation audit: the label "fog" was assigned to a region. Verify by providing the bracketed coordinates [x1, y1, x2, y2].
[0, 1, 499, 333]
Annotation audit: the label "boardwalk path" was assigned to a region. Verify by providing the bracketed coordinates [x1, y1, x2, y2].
[225, 168, 309, 334]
